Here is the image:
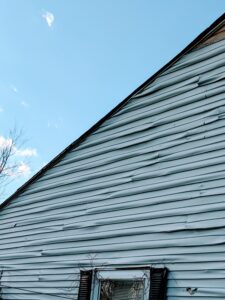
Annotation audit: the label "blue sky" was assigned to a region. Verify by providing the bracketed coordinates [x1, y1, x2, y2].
[1, 0, 225, 200]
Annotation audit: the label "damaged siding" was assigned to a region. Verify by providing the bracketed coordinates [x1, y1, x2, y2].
[1, 38, 225, 299]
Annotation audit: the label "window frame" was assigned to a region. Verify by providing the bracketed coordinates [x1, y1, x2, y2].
[91, 269, 150, 300]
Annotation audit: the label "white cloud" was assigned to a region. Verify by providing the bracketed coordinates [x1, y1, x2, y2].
[16, 148, 37, 157]
[0, 136, 13, 149]
[0, 135, 36, 179]
[0, 136, 37, 157]
[42, 11, 54, 27]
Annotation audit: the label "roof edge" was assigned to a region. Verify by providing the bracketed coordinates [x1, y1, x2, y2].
[1, 12, 225, 211]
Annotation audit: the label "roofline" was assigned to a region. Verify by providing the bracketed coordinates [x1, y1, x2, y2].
[1, 12, 225, 211]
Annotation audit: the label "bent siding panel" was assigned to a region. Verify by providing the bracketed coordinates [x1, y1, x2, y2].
[1, 39, 225, 299]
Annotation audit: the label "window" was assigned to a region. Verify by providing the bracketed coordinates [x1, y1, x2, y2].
[92, 270, 150, 300]
[78, 267, 168, 300]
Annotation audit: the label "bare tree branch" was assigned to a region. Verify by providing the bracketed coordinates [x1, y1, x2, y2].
[0, 128, 26, 198]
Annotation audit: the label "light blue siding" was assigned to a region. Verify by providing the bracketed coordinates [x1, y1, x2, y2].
[1, 38, 225, 299]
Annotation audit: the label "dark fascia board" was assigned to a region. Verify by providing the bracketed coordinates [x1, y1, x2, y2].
[1, 12, 225, 211]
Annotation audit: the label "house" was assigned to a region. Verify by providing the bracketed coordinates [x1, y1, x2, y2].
[1, 13, 225, 300]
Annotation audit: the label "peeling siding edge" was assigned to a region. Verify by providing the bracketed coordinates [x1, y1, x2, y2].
[1, 12, 225, 212]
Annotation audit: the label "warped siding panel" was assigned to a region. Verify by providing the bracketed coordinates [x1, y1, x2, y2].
[1, 37, 225, 300]
[4, 164, 225, 218]
[1, 186, 224, 230]
[1, 188, 225, 238]
[2, 224, 225, 253]
[166, 38, 225, 70]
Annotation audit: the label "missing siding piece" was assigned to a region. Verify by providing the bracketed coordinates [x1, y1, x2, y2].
[186, 287, 198, 295]
[195, 22, 225, 50]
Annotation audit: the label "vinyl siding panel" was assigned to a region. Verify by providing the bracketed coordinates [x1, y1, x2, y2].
[1, 38, 225, 299]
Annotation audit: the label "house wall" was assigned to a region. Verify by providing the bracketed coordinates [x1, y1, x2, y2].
[1, 38, 225, 299]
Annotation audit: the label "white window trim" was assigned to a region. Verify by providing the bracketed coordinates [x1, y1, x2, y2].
[91, 269, 150, 300]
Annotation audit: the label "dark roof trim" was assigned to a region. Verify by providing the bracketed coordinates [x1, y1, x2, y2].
[1, 13, 225, 211]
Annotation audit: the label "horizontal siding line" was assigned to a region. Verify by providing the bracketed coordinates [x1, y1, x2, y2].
[1, 170, 225, 226]
[10, 163, 225, 212]
[3, 280, 225, 291]
[78, 93, 225, 145]
[163, 41, 225, 75]
[19, 150, 225, 200]
[22, 134, 223, 196]
[120, 64, 225, 115]
[2, 217, 225, 249]
[161, 41, 225, 75]
[36, 126, 225, 185]
[53, 118, 224, 171]
[154, 40, 224, 79]
[4, 248, 225, 265]
[1, 175, 225, 224]
[3, 269, 225, 278]
[150, 48, 225, 87]
[2, 261, 225, 271]
[67, 85, 225, 149]
[35, 126, 225, 185]
[2, 210, 225, 246]
[111, 77, 201, 117]
[167, 38, 225, 66]
[106, 77, 225, 123]
[5, 148, 225, 216]
[1, 178, 225, 229]
[2, 274, 225, 282]
[0, 199, 223, 237]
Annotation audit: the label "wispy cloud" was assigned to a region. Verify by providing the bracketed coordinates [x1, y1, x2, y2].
[20, 101, 29, 108]
[10, 84, 18, 93]
[0, 107, 3, 113]
[42, 11, 54, 27]
[47, 117, 63, 129]
[47, 121, 59, 129]
[3, 161, 32, 178]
